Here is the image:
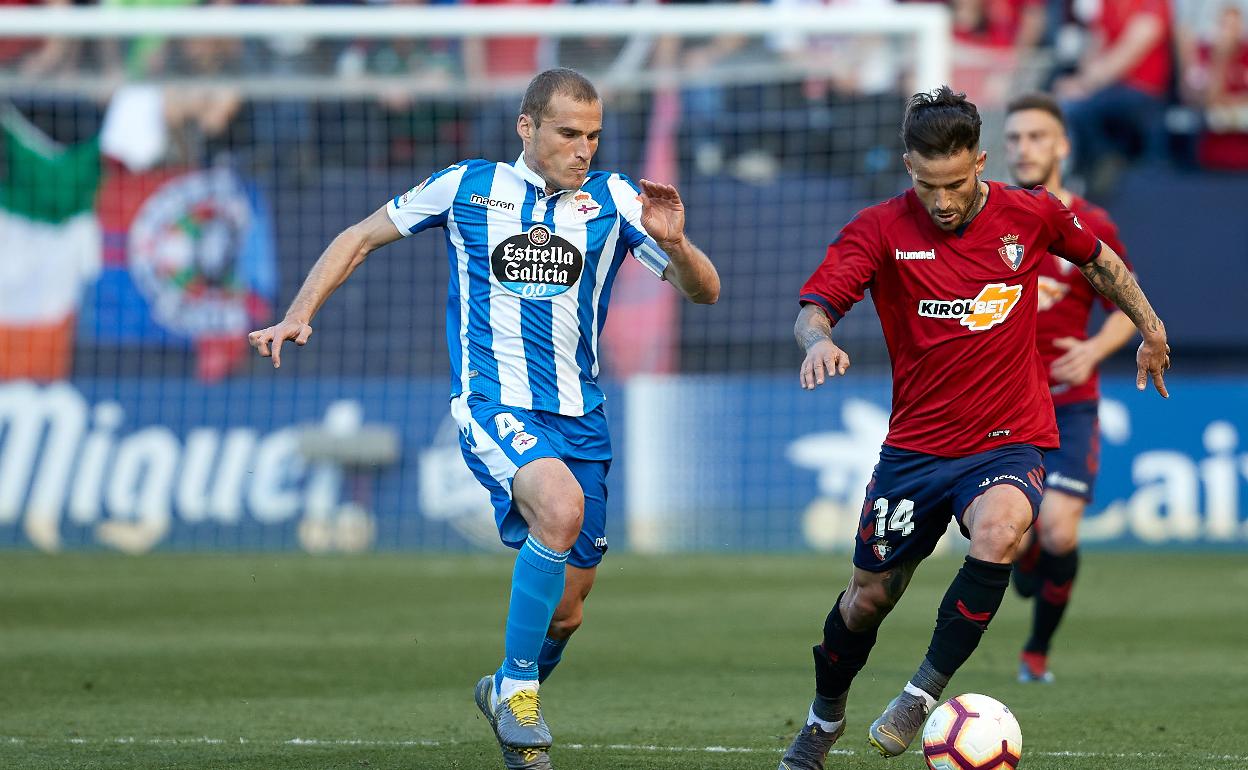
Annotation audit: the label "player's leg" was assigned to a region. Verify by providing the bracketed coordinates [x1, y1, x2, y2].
[539, 566, 595, 682]
[779, 564, 921, 770]
[782, 447, 948, 770]
[538, 457, 608, 682]
[1020, 402, 1096, 681]
[1010, 516, 1042, 599]
[453, 395, 581, 758]
[470, 458, 582, 769]
[869, 446, 1043, 757]
[1020, 489, 1083, 682]
[498, 458, 584, 695]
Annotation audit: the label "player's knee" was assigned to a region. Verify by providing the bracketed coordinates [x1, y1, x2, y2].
[968, 501, 1038, 561]
[973, 511, 1032, 561]
[532, 493, 584, 552]
[1038, 522, 1078, 555]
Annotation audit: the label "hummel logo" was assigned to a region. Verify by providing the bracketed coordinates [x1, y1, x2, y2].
[895, 248, 935, 260]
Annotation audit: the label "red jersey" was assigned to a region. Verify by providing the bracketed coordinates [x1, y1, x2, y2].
[1095, 0, 1173, 97]
[1036, 195, 1131, 408]
[800, 182, 1102, 457]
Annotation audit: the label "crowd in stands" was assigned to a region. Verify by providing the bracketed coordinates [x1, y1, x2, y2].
[0, 0, 1246, 195]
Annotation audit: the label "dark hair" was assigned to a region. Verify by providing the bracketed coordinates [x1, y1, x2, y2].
[901, 86, 982, 157]
[1005, 92, 1067, 130]
[520, 68, 600, 126]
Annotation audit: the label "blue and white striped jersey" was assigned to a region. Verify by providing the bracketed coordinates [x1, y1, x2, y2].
[386, 154, 671, 417]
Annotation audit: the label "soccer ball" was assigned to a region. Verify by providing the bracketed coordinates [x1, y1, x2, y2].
[921, 693, 1022, 770]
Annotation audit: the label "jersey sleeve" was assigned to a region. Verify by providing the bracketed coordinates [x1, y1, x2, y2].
[798, 211, 885, 325]
[1039, 189, 1102, 267]
[385, 162, 467, 236]
[607, 174, 671, 279]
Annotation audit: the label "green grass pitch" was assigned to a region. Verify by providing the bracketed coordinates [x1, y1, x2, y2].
[1, 551, 1244, 769]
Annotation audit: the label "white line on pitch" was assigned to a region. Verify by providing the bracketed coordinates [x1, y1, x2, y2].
[3, 736, 1247, 763]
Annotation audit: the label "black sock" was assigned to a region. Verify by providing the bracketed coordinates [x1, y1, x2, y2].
[924, 555, 1012, 678]
[1024, 548, 1079, 655]
[811, 592, 878, 720]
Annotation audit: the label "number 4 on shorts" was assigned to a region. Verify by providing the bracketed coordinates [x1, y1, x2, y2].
[874, 497, 915, 537]
[494, 412, 527, 439]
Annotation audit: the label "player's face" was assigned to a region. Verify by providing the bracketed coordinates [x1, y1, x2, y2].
[904, 148, 987, 232]
[518, 92, 603, 192]
[1004, 109, 1068, 189]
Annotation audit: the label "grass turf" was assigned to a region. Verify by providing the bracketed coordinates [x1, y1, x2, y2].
[0, 552, 1244, 769]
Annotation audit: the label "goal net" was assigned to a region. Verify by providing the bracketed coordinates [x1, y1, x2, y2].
[0, 4, 976, 555]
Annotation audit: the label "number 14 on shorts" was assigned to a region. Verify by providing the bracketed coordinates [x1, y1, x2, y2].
[875, 497, 915, 537]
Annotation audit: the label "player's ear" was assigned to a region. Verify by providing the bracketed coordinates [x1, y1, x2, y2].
[975, 149, 987, 175]
[517, 113, 533, 143]
[902, 153, 913, 176]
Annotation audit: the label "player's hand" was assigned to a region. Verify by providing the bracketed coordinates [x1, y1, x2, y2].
[1135, 331, 1170, 398]
[637, 178, 686, 249]
[800, 339, 850, 390]
[1049, 336, 1098, 387]
[248, 318, 313, 369]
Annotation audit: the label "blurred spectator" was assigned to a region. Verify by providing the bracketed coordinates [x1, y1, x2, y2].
[768, 0, 907, 192]
[1181, 1, 1248, 169]
[947, 0, 1048, 104]
[337, 0, 463, 168]
[652, 0, 764, 177]
[462, 0, 556, 161]
[165, 35, 245, 151]
[0, 0, 80, 77]
[1056, 0, 1174, 194]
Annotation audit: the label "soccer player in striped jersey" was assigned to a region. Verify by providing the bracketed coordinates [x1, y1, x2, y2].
[777, 87, 1168, 769]
[1003, 93, 1138, 684]
[248, 68, 719, 770]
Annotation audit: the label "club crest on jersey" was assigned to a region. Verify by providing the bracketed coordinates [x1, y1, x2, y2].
[872, 541, 891, 561]
[511, 432, 538, 454]
[917, 283, 1024, 331]
[998, 233, 1025, 271]
[570, 190, 601, 219]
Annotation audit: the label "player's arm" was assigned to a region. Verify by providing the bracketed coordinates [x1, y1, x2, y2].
[793, 211, 882, 390]
[1050, 310, 1137, 387]
[636, 178, 720, 304]
[795, 303, 850, 390]
[249, 206, 403, 368]
[1077, 243, 1170, 396]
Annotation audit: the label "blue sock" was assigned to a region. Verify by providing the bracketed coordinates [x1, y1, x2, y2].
[538, 636, 569, 682]
[496, 536, 569, 690]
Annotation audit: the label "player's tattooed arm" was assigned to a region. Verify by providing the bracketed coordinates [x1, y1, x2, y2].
[1079, 249, 1161, 336]
[1078, 243, 1171, 397]
[795, 304, 851, 389]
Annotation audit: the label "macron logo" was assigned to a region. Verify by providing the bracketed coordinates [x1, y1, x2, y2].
[895, 248, 936, 261]
[470, 193, 516, 212]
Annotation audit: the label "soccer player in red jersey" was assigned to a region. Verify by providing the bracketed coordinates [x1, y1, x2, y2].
[1003, 93, 1138, 685]
[777, 87, 1170, 769]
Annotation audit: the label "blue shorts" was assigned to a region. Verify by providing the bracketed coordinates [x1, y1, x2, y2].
[854, 444, 1047, 572]
[451, 393, 611, 569]
[1044, 401, 1100, 502]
